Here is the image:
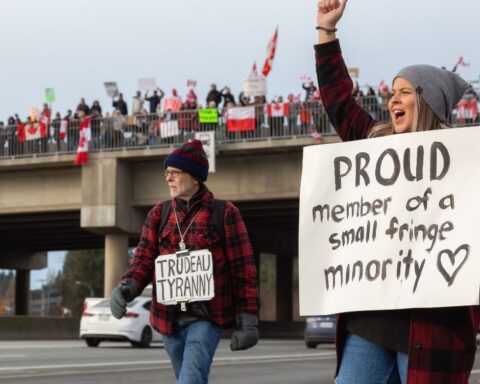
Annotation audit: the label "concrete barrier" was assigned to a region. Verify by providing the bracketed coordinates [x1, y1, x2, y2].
[0, 317, 303, 340]
[0, 316, 80, 340]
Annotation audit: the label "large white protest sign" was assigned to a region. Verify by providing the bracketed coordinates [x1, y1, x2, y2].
[299, 126, 480, 316]
[155, 250, 214, 305]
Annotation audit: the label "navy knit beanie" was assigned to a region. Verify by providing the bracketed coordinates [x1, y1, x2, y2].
[164, 139, 209, 182]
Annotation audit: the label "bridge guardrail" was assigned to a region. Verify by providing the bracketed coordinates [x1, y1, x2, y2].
[0, 97, 476, 160]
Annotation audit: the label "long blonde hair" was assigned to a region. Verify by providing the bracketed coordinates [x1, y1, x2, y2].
[368, 94, 449, 138]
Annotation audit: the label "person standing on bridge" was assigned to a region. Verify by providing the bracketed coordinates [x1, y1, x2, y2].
[110, 139, 260, 383]
[314, 1, 480, 383]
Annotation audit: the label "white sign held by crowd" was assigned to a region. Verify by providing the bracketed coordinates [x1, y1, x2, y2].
[160, 120, 179, 138]
[155, 250, 214, 305]
[104, 82, 119, 98]
[299, 126, 480, 316]
[195, 131, 216, 173]
[243, 77, 267, 97]
[138, 78, 157, 92]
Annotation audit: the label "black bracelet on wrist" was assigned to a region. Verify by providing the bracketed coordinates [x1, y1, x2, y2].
[316, 25, 337, 35]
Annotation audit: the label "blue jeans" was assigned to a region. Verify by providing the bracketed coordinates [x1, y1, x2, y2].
[336, 333, 408, 384]
[162, 319, 223, 384]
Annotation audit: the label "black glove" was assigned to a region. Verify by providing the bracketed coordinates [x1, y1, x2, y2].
[230, 313, 259, 351]
[110, 281, 138, 319]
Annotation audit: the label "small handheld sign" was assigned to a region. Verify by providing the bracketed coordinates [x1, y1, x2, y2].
[104, 82, 119, 98]
[44, 88, 55, 103]
[155, 249, 215, 309]
[243, 77, 267, 97]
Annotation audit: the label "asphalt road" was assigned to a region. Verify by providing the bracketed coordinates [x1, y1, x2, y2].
[0, 339, 336, 384]
[0, 338, 479, 383]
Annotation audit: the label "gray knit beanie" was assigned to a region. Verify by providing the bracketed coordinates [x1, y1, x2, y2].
[394, 65, 468, 122]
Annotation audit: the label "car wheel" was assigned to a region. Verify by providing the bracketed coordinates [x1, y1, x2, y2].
[85, 338, 100, 347]
[306, 341, 317, 349]
[131, 326, 153, 348]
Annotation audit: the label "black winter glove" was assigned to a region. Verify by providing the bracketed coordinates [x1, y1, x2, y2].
[110, 281, 138, 319]
[230, 313, 259, 351]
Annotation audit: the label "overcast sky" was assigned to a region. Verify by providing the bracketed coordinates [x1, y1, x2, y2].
[1, 0, 479, 122]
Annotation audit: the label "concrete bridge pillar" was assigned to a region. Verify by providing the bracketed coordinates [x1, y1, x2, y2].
[104, 233, 129, 297]
[15, 270, 30, 315]
[79, 158, 145, 297]
[276, 253, 294, 322]
[0, 252, 46, 315]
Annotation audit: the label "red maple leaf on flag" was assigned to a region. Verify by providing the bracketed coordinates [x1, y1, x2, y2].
[27, 125, 38, 135]
[18, 122, 46, 141]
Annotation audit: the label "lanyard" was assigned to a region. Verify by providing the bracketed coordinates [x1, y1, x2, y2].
[173, 206, 202, 251]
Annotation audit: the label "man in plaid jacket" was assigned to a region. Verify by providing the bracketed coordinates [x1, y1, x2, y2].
[110, 139, 259, 383]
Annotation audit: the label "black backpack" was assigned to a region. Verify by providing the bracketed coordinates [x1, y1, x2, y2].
[157, 199, 226, 244]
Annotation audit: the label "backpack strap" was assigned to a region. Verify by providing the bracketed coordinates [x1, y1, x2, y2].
[156, 199, 227, 244]
[212, 199, 226, 243]
[157, 200, 172, 237]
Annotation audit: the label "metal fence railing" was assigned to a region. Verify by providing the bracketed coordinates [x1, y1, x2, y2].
[0, 96, 478, 160]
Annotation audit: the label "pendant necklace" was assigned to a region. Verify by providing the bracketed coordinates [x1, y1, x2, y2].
[173, 207, 202, 251]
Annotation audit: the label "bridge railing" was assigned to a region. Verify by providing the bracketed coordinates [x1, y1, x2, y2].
[0, 97, 476, 160]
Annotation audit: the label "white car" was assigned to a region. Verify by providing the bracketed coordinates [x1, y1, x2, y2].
[79, 296, 162, 348]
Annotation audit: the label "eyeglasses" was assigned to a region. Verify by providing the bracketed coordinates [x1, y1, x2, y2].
[164, 170, 184, 178]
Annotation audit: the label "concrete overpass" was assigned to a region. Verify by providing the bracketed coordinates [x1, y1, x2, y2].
[0, 135, 339, 322]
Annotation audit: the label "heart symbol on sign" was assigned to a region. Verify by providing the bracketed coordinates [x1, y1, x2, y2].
[437, 244, 470, 286]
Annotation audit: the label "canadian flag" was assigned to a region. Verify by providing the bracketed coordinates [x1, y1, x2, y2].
[164, 98, 182, 112]
[41, 114, 54, 139]
[40, 114, 50, 126]
[309, 130, 322, 143]
[452, 56, 470, 73]
[60, 119, 68, 140]
[379, 80, 388, 94]
[262, 27, 278, 77]
[74, 116, 91, 165]
[227, 106, 256, 132]
[17, 121, 47, 142]
[82, 116, 92, 142]
[456, 56, 470, 67]
[266, 103, 290, 118]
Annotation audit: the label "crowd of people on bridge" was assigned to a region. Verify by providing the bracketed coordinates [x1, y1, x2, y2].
[1, 74, 478, 158]
[0, 80, 332, 155]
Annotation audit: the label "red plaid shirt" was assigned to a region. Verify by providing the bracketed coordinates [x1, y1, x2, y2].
[122, 188, 259, 335]
[315, 39, 480, 383]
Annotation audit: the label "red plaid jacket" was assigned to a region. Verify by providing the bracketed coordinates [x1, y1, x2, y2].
[122, 188, 259, 335]
[315, 39, 480, 383]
